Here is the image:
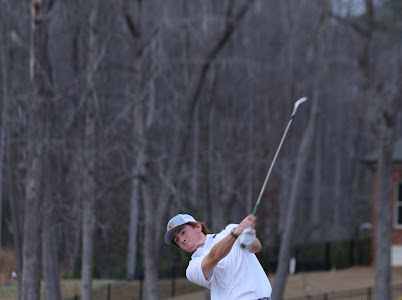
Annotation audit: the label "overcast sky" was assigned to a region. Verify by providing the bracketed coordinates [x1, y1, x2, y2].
[331, 0, 383, 16]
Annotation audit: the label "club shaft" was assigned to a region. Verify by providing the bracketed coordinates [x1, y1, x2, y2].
[252, 116, 294, 215]
[252, 96, 308, 216]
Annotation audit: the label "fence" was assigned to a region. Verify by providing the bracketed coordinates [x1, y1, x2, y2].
[68, 238, 372, 299]
[66, 278, 205, 300]
[286, 282, 402, 300]
[68, 281, 402, 300]
[259, 238, 371, 274]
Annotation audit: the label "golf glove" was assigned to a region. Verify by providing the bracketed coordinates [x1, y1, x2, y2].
[239, 228, 256, 249]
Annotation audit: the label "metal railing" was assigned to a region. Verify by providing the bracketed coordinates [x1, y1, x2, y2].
[67, 238, 372, 299]
[285, 283, 402, 300]
[67, 281, 402, 300]
[66, 279, 205, 300]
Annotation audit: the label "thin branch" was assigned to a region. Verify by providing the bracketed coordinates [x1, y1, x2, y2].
[328, 12, 370, 37]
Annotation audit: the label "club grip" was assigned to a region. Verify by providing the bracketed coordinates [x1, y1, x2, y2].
[252, 203, 259, 216]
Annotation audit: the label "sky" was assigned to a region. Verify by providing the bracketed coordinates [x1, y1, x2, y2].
[331, 0, 383, 16]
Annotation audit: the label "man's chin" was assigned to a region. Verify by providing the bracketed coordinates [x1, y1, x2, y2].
[185, 245, 196, 253]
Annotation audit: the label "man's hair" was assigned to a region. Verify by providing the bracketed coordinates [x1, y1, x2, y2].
[172, 221, 211, 249]
[187, 221, 211, 235]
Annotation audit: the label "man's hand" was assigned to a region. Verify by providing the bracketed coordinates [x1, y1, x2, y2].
[233, 214, 257, 236]
[239, 228, 256, 249]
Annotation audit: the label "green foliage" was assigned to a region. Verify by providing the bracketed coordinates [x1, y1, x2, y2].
[73, 253, 82, 278]
[116, 265, 128, 279]
[92, 251, 101, 278]
[331, 240, 350, 269]
[158, 244, 189, 278]
[69, 250, 102, 279]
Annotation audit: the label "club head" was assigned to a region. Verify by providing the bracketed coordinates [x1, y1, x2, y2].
[291, 97, 308, 117]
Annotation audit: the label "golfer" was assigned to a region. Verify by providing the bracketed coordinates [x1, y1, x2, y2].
[165, 213, 272, 299]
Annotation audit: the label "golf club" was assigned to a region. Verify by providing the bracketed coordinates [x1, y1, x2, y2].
[252, 96, 308, 216]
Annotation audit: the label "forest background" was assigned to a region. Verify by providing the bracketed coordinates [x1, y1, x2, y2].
[0, 0, 401, 300]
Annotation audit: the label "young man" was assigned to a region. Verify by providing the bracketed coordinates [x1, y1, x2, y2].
[165, 213, 272, 299]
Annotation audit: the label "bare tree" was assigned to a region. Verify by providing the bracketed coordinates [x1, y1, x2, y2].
[81, 0, 99, 299]
[21, 0, 55, 299]
[272, 95, 319, 300]
[0, 1, 9, 250]
[42, 103, 61, 299]
[130, 1, 256, 299]
[2, 1, 402, 297]
[374, 40, 402, 300]
[328, 0, 376, 238]
[3, 5, 25, 293]
[122, 0, 155, 281]
[374, 108, 394, 300]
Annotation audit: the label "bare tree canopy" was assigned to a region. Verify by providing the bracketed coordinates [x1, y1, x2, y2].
[0, 0, 401, 299]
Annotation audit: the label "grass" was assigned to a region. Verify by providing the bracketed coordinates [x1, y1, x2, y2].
[0, 282, 18, 300]
[0, 251, 15, 286]
[0, 278, 203, 300]
[0, 251, 202, 299]
[0, 279, 116, 300]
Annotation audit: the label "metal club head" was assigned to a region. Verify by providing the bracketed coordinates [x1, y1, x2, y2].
[291, 97, 308, 118]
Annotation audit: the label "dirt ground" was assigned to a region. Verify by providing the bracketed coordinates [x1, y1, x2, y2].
[164, 266, 402, 300]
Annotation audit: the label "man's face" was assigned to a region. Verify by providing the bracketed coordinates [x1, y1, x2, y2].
[172, 223, 204, 253]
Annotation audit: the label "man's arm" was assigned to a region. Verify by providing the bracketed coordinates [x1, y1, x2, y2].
[201, 215, 257, 279]
[201, 231, 238, 279]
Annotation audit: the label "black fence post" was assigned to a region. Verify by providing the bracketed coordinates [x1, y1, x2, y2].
[367, 287, 372, 300]
[107, 283, 111, 300]
[325, 242, 331, 270]
[349, 239, 355, 267]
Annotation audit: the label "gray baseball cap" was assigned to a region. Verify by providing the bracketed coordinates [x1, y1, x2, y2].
[165, 214, 196, 245]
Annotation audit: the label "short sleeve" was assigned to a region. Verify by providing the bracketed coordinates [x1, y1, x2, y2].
[186, 256, 213, 289]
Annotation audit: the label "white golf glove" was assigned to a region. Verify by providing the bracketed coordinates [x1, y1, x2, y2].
[239, 228, 256, 249]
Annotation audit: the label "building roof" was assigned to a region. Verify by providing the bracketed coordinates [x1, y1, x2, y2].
[361, 138, 402, 164]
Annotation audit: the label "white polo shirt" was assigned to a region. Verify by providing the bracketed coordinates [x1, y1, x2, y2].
[186, 224, 272, 299]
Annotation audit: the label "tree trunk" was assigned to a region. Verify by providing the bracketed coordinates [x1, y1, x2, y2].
[0, 7, 9, 249]
[81, 0, 99, 299]
[126, 92, 148, 280]
[333, 146, 342, 231]
[246, 97, 256, 213]
[122, 0, 153, 282]
[191, 102, 200, 204]
[142, 182, 161, 300]
[126, 174, 140, 280]
[374, 88, 401, 300]
[21, 0, 53, 298]
[6, 82, 23, 299]
[374, 123, 393, 300]
[81, 93, 97, 300]
[272, 97, 318, 300]
[1, 7, 23, 298]
[42, 161, 62, 300]
[311, 126, 322, 229]
[42, 100, 61, 300]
